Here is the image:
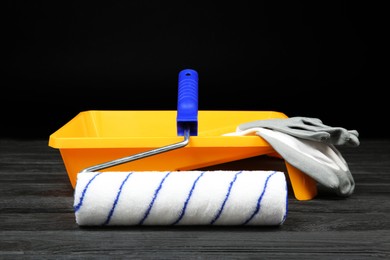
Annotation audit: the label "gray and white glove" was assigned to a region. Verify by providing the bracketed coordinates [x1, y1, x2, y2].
[225, 117, 359, 197]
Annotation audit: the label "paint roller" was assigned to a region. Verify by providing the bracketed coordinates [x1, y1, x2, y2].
[73, 69, 288, 226]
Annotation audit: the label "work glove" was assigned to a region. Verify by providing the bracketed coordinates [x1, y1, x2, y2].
[225, 117, 359, 197]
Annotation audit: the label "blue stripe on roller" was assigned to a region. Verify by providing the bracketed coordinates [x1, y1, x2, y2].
[74, 172, 102, 212]
[102, 172, 133, 226]
[242, 171, 277, 225]
[171, 171, 206, 225]
[138, 172, 172, 225]
[279, 178, 289, 225]
[210, 171, 243, 225]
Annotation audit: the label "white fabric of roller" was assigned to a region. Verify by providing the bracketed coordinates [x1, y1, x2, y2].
[74, 170, 288, 226]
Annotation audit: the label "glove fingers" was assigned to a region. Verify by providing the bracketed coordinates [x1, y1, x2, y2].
[278, 128, 331, 142]
[324, 127, 357, 146]
[239, 118, 331, 139]
[238, 117, 360, 146]
[327, 144, 355, 196]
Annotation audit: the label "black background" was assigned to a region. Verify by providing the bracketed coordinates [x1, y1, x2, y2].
[2, 1, 386, 139]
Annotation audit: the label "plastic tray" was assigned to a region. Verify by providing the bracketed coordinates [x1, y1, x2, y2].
[49, 110, 317, 200]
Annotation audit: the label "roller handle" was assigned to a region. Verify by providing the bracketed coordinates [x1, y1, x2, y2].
[177, 69, 198, 136]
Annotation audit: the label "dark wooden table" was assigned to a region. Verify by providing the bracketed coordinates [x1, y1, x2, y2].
[1, 138, 389, 259]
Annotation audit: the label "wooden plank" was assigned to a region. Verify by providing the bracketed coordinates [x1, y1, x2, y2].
[0, 230, 388, 258]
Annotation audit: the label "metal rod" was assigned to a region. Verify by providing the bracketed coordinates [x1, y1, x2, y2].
[81, 128, 190, 173]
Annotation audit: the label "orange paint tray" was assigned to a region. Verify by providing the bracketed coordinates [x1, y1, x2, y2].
[48, 110, 317, 200]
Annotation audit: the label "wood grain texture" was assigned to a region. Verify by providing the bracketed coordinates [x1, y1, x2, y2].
[0, 138, 389, 259]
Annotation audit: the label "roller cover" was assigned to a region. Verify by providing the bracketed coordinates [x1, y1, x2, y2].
[74, 170, 288, 226]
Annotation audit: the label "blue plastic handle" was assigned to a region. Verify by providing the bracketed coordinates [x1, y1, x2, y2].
[177, 69, 198, 136]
